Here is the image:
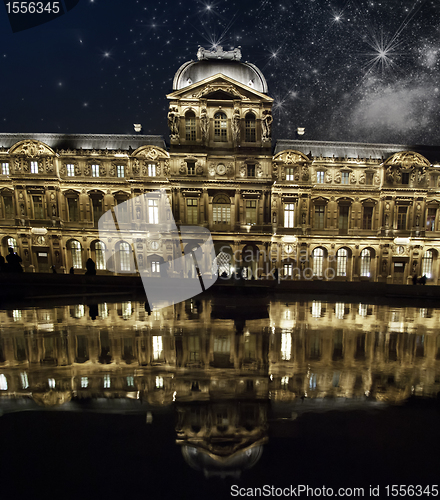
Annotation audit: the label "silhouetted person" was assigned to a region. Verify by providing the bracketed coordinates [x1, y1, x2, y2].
[420, 275, 427, 285]
[273, 268, 279, 281]
[412, 274, 418, 285]
[0, 253, 4, 272]
[85, 258, 97, 275]
[69, 266, 75, 274]
[51, 265, 57, 274]
[6, 247, 23, 273]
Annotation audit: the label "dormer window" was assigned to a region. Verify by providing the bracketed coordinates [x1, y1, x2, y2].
[30, 161, 38, 174]
[341, 172, 349, 185]
[92, 164, 99, 177]
[187, 161, 196, 175]
[214, 112, 227, 142]
[247, 164, 255, 177]
[148, 163, 156, 177]
[317, 171, 324, 184]
[185, 111, 196, 141]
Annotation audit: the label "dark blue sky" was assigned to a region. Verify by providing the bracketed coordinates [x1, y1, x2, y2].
[1, 0, 439, 145]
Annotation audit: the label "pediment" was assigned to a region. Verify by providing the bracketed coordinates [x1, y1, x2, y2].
[131, 145, 169, 159]
[167, 74, 273, 103]
[383, 151, 430, 169]
[273, 149, 310, 164]
[9, 140, 56, 157]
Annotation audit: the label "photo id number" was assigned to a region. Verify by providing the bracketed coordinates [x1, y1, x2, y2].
[5, 2, 60, 14]
[385, 485, 438, 497]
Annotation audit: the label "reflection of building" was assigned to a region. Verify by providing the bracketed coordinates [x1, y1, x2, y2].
[1, 299, 439, 404]
[1, 48, 440, 283]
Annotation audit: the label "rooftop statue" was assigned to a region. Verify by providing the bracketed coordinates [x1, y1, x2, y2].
[197, 45, 242, 61]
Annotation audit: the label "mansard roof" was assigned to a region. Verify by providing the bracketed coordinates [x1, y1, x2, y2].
[0, 133, 166, 152]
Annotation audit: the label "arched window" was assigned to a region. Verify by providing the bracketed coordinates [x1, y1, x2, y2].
[119, 242, 131, 272]
[313, 247, 324, 277]
[336, 248, 348, 276]
[95, 241, 106, 270]
[69, 240, 82, 269]
[7, 237, 18, 253]
[245, 113, 256, 142]
[214, 112, 227, 142]
[185, 111, 196, 141]
[422, 250, 433, 278]
[360, 248, 371, 277]
[212, 194, 231, 225]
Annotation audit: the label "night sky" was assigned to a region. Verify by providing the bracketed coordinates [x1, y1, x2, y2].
[1, 0, 439, 145]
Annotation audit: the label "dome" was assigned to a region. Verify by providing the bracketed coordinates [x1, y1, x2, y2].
[173, 47, 268, 93]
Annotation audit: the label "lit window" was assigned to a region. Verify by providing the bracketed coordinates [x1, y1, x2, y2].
[284, 203, 294, 228]
[336, 248, 348, 276]
[81, 377, 88, 388]
[74, 304, 84, 318]
[152, 336, 163, 361]
[309, 373, 317, 390]
[122, 301, 132, 319]
[98, 303, 108, 318]
[317, 171, 324, 183]
[148, 163, 156, 177]
[8, 237, 18, 252]
[21, 372, 29, 389]
[30, 161, 38, 174]
[92, 164, 99, 177]
[117, 165, 125, 178]
[246, 199, 257, 224]
[281, 376, 289, 389]
[119, 242, 131, 272]
[48, 378, 56, 389]
[359, 303, 367, 317]
[213, 195, 231, 225]
[95, 241, 106, 270]
[70, 240, 82, 269]
[187, 162, 196, 175]
[104, 374, 111, 389]
[187, 198, 198, 224]
[155, 376, 164, 388]
[185, 111, 196, 141]
[360, 248, 371, 277]
[151, 261, 160, 273]
[341, 172, 349, 184]
[422, 250, 433, 278]
[281, 331, 292, 361]
[0, 374, 8, 390]
[126, 376, 134, 387]
[214, 112, 227, 142]
[148, 199, 159, 224]
[335, 302, 345, 319]
[67, 164, 75, 177]
[2, 162, 9, 175]
[286, 167, 294, 181]
[313, 248, 324, 277]
[283, 263, 293, 277]
[13, 309, 22, 321]
[312, 301, 322, 318]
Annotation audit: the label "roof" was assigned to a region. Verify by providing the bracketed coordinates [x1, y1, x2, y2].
[0, 133, 166, 152]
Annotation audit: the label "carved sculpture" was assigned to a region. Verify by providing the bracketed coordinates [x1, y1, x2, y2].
[232, 108, 240, 143]
[168, 106, 180, 140]
[261, 110, 273, 141]
[200, 108, 209, 144]
[197, 45, 242, 61]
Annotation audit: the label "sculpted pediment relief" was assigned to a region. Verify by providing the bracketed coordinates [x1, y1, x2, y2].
[9, 140, 55, 157]
[131, 145, 169, 160]
[194, 84, 248, 100]
[273, 149, 310, 164]
[383, 151, 430, 169]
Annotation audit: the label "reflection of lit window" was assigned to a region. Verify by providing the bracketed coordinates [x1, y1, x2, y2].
[359, 303, 367, 317]
[155, 376, 164, 389]
[127, 376, 134, 387]
[332, 372, 340, 387]
[419, 308, 428, 318]
[281, 376, 289, 389]
[74, 304, 85, 318]
[104, 375, 111, 388]
[122, 301, 132, 319]
[13, 310, 22, 321]
[309, 373, 317, 390]
[152, 336, 163, 360]
[284, 309, 291, 320]
[98, 303, 108, 318]
[335, 303, 345, 319]
[81, 377, 88, 388]
[0, 374, 7, 390]
[21, 372, 29, 389]
[281, 332, 292, 361]
[312, 301, 321, 318]
[48, 378, 56, 389]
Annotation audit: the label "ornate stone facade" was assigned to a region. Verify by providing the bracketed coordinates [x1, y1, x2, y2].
[1, 51, 440, 283]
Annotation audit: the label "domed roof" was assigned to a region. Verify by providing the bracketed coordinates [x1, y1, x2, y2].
[173, 47, 268, 94]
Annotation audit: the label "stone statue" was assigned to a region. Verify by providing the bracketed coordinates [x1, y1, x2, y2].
[232, 108, 240, 143]
[261, 110, 273, 141]
[168, 106, 180, 140]
[200, 108, 209, 144]
[197, 45, 242, 61]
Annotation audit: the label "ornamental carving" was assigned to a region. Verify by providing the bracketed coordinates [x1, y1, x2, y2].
[272, 163, 279, 179]
[239, 164, 246, 177]
[197, 45, 242, 61]
[163, 160, 170, 176]
[132, 159, 140, 175]
[226, 163, 234, 174]
[350, 172, 357, 184]
[109, 163, 116, 176]
[325, 172, 332, 183]
[359, 173, 365, 184]
[256, 164, 263, 178]
[45, 158, 54, 174]
[194, 84, 248, 100]
[196, 165, 204, 175]
[301, 165, 309, 182]
[99, 165, 106, 177]
[208, 163, 216, 176]
[334, 172, 341, 184]
[14, 158, 21, 173]
[179, 163, 187, 174]
[13, 141, 50, 157]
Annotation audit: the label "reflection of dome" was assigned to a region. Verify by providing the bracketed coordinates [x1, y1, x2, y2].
[32, 390, 72, 406]
[181, 444, 264, 479]
[173, 59, 268, 93]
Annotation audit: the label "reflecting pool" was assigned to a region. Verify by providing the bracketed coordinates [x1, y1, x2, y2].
[1, 294, 440, 498]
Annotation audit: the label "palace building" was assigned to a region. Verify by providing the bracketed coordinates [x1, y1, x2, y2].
[1, 46, 440, 284]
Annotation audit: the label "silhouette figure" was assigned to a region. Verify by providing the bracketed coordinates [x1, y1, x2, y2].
[51, 265, 57, 274]
[412, 274, 418, 285]
[0, 253, 4, 272]
[6, 247, 23, 273]
[69, 266, 75, 274]
[85, 258, 97, 275]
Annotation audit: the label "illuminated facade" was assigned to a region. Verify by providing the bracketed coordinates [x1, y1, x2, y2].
[1, 47, 440, 283]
